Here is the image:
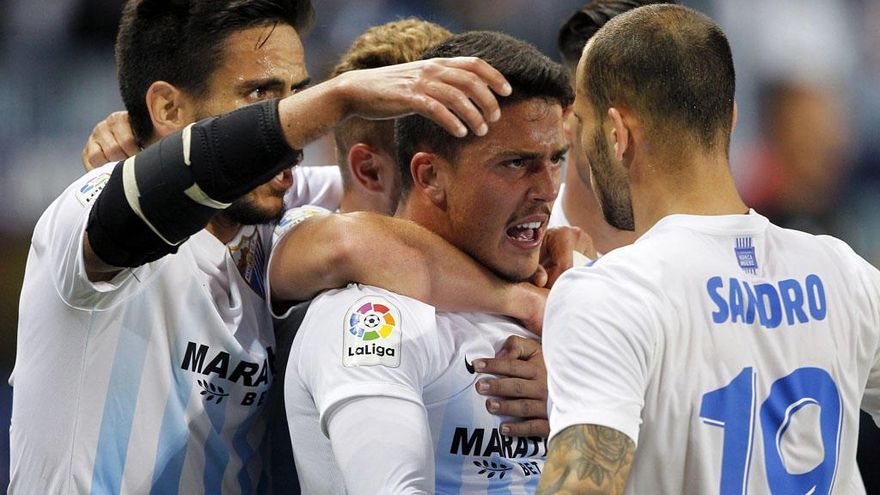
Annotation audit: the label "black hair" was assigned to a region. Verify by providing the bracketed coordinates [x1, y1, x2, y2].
[558, 0, 677, 70]
[583, 4, 735, 152]
[394, 31, 573, 194]
[116, 0, 315, 146]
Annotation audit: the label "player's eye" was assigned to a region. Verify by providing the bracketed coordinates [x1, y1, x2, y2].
[247, 87, 269, 101]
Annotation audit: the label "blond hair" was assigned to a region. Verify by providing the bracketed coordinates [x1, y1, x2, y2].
[333, 18, 452, 190]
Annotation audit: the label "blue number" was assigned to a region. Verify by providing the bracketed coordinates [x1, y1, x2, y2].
[700, 367, 841, 494]
[700, 368, 757, 494]
[760, 368, 841, 494]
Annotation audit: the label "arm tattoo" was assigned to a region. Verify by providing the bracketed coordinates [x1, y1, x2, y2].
[537, 424, 635, 495]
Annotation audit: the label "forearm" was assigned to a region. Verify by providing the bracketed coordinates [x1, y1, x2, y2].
[270, 212, 540, 322]
[537, 424, 634, 495]
[328, 397, 434, 494]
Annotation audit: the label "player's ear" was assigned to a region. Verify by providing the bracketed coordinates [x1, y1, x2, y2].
[348, 143, 386, 193]
[411, 151, 447, 208]
[608, 107, 630, 163]
[145, 81, 195, 139]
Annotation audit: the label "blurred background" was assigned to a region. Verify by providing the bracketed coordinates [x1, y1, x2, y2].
[1, 0, 879, 491]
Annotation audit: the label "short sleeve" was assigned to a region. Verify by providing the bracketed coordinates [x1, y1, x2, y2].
[284, 165, 343, 211]
[293, 286, 441, 436]
[35, 163, 157, 310]
[543, 260, 661, 446]
[265, 205, 333, 318]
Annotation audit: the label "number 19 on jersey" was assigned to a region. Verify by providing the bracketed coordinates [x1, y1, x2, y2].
[700, 367, 842, 494]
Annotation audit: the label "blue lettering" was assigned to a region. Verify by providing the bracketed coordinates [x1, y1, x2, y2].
[707, 275, 826, 330]
[754, 283, 782, 329]
[729, 279, 745, 323]
[806, 274, 827, 320]
[707, 277, 728, 324]
[741, 281, 758, 324]
[778, 279, 808, 325]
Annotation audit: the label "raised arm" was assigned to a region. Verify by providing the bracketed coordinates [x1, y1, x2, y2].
[537, 424, 635, 495]
[270, 211, 545, 332]
[83, 57, 511, 281]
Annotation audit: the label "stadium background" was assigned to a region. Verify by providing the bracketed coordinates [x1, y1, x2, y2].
[1, 0, 879, 491]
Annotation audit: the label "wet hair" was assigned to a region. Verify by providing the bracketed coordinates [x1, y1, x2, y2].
[582, 4, 735, 153]
[558, 0, 677, 71]
[331, 18, 452, 191]
[394, 31, 573, 194]
[116, 0, 315, 146]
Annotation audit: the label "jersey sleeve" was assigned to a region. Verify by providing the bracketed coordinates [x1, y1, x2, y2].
[265, 205, 333, 318]
[327, 396, 434, 494]
[35, 163, 159, 311]
[293, 286, 442, 436]
[849, 249, 880, 423]
[543, 258, 662, 446]
[284, 165, 343, 211]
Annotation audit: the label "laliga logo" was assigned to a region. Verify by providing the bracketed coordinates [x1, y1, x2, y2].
[349, 302, 396, 341]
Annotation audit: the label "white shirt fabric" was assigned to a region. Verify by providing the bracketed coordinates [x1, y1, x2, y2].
[9, 162, 342, 494]
[285, 165, 343, 211]
[544, 211, 880, 495]
[548, 183, 570, 229]
[285, 284, 545, 494]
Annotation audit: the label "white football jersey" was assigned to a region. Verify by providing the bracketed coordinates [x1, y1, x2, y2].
[286, 285, 545, 494]
[9, 161, 325, 494]
[545, 211, 880, 494]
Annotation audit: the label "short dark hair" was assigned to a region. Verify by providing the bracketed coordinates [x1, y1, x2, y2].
[558, 0, 677, 71]
[394, 31, 574, 194]
[116, 0, 315, 146]
[583, 4, 735, 153]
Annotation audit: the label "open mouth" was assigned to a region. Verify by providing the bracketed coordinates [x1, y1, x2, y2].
[505, 216, 547, 248]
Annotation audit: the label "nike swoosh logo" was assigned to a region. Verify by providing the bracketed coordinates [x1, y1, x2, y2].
[465, 356, 476, 374]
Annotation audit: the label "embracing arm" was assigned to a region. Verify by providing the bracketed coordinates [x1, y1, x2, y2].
[537, 424, 635, 495]
[270, 211, 545, 331]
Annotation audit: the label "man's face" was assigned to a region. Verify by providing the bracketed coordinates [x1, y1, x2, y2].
[193, 23, 309, 225]
[574, 57, 635, 231]
[442, 98, 567, 282]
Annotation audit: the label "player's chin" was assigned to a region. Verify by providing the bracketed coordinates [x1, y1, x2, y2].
[490, 256, 539, 283]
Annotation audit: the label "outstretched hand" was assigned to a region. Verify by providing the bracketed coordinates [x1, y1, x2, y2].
[474, 335, 548, 438]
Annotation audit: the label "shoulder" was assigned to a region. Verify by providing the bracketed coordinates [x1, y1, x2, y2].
[273, 204, 333, 243]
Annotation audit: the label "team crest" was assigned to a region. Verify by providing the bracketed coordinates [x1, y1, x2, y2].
[343, 296, 401, 368]
[735, 237, 758, 274]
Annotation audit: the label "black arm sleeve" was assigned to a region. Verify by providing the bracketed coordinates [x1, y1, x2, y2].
[86, 98, 301, 268]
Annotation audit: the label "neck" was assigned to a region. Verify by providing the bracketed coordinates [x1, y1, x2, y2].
[206, 214, 243, 244]
[560, 165, 637, 253]
[339, 189, 390, 215]
[630, 151, 748, 237]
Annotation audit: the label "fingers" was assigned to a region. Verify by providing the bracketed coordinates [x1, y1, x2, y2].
[425, 81, 488, 137]
[473, 357, 540, 381]
[496, 335, 541, 360]
[82, 112, 138, 171]
[444, 56, 512, 99]
[499, 419, 550, 438]
[107, 112, 139, 157]
[487, 397, 547, 419]
[530, 265, 548, 288]
[477, 376, 546, 402]
[81, 141, 104, 171]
